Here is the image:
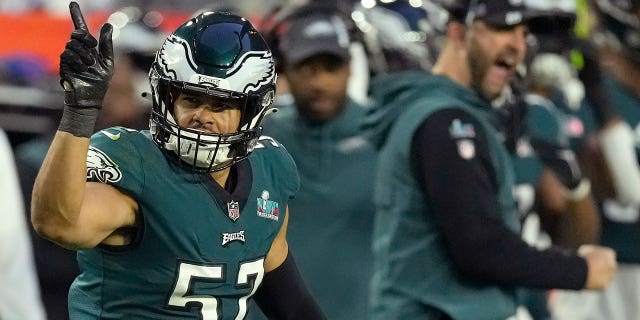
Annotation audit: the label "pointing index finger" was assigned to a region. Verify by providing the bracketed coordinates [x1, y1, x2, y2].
[69, 1, 88, 31]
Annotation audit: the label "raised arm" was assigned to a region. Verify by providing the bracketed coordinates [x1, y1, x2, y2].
[31, 2, 136, 250]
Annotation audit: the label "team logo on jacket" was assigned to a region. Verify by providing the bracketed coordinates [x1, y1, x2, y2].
[221, 231, 245, 247]
[449, 119, 476, 139]
[86, 146, 122, 183]
[449, 119, 476, 160]
[457, 139, 476, 160]
[257, 190, 279, 221]
[227, 201, 240, 221]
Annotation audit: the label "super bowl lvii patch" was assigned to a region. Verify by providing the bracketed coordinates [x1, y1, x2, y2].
[257, 190, 279, 221]
[449, 118, 476, 139]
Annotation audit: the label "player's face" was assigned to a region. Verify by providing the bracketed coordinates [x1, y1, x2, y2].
[466, 21, 527, 100]
[284, 54, 351, 122]
[173, 92, 242, 134]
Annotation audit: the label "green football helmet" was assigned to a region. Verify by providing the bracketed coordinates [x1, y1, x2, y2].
[149, 11, 276, 172]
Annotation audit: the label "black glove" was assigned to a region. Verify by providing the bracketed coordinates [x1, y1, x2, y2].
[575, 39, 617, 127]
[58, 1, 114, 137]
[530, 138, 583, 190]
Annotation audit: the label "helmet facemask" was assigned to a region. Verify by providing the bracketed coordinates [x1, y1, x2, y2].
[148, 12, 277, 172]
[150, 76, 274, 172]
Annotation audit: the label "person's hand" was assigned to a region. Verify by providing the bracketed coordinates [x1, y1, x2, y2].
[578, 244, 617, 290]
[58, 1, 114, 137]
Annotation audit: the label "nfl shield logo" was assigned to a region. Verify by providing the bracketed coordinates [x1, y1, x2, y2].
[227, 201, 240, 221]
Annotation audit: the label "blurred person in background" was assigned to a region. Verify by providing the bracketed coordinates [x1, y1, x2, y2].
[353, 0, 435, 77]
[357, 0, 450, 149]
[247, 3, 377, 320]
[0, 128, 46, 320]
[497, 2, 602, 318]
[515, 0, 599, 251]
[364, 0, 617, 319]
[550, 0, 640, 319]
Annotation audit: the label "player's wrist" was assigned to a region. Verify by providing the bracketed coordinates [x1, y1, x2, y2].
[58, 104, 100, 138]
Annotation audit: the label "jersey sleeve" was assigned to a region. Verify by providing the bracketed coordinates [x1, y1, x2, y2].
[86, 127, 145, 198]
[411, 108, 587, 289]
[256, 135, 300, 200]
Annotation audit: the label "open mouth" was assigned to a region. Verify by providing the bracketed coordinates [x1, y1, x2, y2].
[487, 55, 518, 86]
[495, 56, 516, 73]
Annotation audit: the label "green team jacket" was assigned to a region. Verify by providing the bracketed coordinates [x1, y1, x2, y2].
[368, 71, 520, 320]
[70, 127, 299, 319]
[256, 98, 377, 320]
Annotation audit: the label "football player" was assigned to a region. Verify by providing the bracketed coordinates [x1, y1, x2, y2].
[30, 2, 325, 319]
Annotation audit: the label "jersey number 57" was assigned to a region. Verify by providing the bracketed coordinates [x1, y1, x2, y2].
[167, 258, 265, 319]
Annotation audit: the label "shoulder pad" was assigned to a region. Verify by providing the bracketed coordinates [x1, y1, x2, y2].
[253, 135, 283, 150]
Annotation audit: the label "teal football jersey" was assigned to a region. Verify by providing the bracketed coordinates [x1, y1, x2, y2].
[370, 72, 519, 320]
[69, 127, 299, 319]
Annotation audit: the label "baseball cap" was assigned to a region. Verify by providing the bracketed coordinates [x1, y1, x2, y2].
[465, 0, 536, 28]
[279, 14, 351, 65]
